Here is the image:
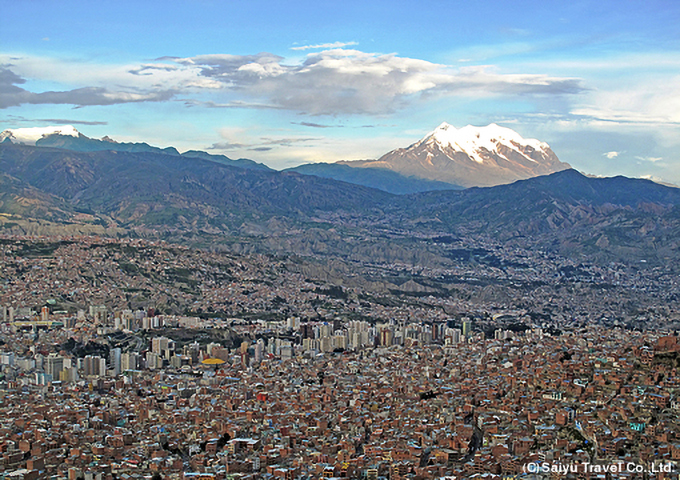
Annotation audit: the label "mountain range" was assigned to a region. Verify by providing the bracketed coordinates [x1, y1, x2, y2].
[2, 123, 571, 191]
[1, 132, 680, 267]
[0, 126, 271, 172]
[0, 143, 392, 231]
[3, 123, 680, 264]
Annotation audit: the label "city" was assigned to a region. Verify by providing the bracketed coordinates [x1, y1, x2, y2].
[1, 235, 679, 479]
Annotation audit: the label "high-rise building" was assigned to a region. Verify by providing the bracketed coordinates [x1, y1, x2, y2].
[60, 367, 79, 383]
[280, 345, 293, 360]
[83, 355, 106, 377]
[185, 342, 200, 364]
[380, 327, 394, 347]
[320, 336, 333, 353]
[0, 352, 15, 366]
[319, 323, 333, 339]
[333, 333, 348, 350]
[302, 338, 319, 352]
[45, 354, 64, 379]
[89, 305, 108, 324]
[152, 336, 175, 359]
[110, 348, 122, 376]
[146, 352, 163, 370]
[300, 323, 314, 339]
[254, 340, 264, 364]
[121, 352, 142, 371]
[462, 319, 471, 337]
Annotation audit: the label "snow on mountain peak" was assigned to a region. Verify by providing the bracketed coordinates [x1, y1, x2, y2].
[346, 121, 569, 188]
[420, 122, 549, 164]
[0, 125, 80, 145]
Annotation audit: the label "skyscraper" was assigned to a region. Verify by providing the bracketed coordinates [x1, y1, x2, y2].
[45, 354, 64, 379]
[462, 319, 471, 337]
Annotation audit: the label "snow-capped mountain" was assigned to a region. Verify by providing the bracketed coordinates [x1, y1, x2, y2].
[0, 125, 80, 145]
[0, 125, 182, 156]
[339, 122, 571, 188]
[0, 125, 272, 170]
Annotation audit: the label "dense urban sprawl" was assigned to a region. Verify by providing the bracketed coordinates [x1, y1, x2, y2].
[0, 236, 679, 480]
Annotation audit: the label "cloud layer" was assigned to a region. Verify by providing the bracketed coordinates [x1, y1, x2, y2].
[0, 66, 175, 109]
[166, 49, 585, 115]
[1, 48, 585, 115]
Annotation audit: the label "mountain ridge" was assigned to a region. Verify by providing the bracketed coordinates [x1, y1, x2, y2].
[6, 123, 674, 194]
[0, 143, 394, 230]
[0, 125, 80, 145]
[0, 125, 272, 172]
[285, 162, 463, 194]
[1, 142, 680, 266]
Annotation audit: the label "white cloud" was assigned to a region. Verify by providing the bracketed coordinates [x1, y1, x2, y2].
[488, 53, 680, 158]
[0, 65, 177, 108]
[568, 74, 680, 132]
[604, 151, 619, 159]
[0, 54, 219, 109]
[291, 41, 358, 51]
[167, 49, 584, 115]
[636, 156, 663, 163]
[639, 174, 677, 186]
[0, 48, 585, 115]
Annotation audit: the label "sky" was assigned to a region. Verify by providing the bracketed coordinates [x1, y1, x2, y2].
[1, 0, 680, 183]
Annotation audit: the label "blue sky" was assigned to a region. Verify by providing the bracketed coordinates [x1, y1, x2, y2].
[2, 0, 680, 183]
